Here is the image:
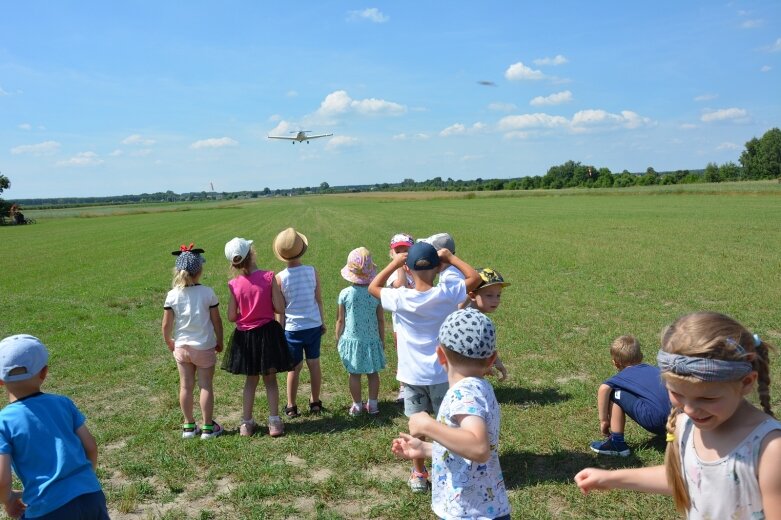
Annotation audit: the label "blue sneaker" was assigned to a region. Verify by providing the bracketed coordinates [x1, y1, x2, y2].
[590, 438, 630, 457]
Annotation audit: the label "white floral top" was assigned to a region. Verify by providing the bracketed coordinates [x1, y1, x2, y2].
[431, 377, 510, 520]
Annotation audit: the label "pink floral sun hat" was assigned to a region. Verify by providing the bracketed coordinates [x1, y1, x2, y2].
[340, 247, 377, 285]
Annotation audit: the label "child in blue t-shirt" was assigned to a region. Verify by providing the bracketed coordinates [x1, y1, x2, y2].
[590, 335, 671, 457]
[0, 334, 109, 519]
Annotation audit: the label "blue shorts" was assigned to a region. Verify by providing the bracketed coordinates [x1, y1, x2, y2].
[285, 326, 322, 365]
[27, 491, 109, 520]
[611, 389, 668, 435]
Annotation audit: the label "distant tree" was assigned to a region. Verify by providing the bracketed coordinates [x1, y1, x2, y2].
[0, 173, 9, 217]
[262, 187, 271, 196]
[718, 161, 742, 181]
[319, 181, 330, 191]
[703, 162, 721, 183]
[740, 128, 781, 179]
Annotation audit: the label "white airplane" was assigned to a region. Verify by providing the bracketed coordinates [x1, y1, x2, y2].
[267, 130, 333, 144]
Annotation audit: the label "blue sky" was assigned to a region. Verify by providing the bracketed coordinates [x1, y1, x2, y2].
[1, 1, 779, 198]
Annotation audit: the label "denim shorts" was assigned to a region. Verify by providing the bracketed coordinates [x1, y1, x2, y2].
[404, 382, 449, 417]
[285, 326, 322, 365]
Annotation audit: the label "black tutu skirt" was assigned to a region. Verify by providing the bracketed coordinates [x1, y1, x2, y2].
[221, 320, 293, 376]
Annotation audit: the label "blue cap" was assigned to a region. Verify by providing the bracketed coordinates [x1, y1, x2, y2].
[405, 242, 440, 271]
[0, 334, 49, 382]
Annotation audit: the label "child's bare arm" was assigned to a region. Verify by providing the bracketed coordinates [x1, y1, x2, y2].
[335, 304, 345, 343]
[369, 254, 407, 299]
[376, 303, 385, 347]
[76, 424, 98, 470]
[210, 306, 224, 352]
[314, 269, 326, 334]
[409, 412, 492, 463]
[227, 289, 239, 323]
[161, 309, 175, 351]
[574, 465, 670, 495]
[391, 432, 433, 460]
[758, 431, 781, 518]
[273, 275, 286, 326]
[438, 249, 480, 292]
[597, 384, 613, 436]
[0, 454, 24, 519]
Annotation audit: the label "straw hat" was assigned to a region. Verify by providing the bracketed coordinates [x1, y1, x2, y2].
[340, 247, 377, 284]
[273, 227, 308, 261]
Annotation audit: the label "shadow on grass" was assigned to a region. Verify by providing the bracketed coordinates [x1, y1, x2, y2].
[501, 449, 649, 490]
[494, 385, 569, 406]
[281, 399, 406, 436]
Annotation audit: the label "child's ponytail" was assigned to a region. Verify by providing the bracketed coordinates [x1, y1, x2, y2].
[753, 336, 773, 417]
[664, 406, 689, 513]
[172, 269, 196, 289]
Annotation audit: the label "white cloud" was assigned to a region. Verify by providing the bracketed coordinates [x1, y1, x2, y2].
[771, 38, 781, 52]
[700, 108, 748, 122]
[570, 109, 651, 131]
[680, 123, 698, 129]
[487, 102, 517, 112]
[286, 90, 298, 98]
[325, 135, 358, 151]
[717, 142, 740, 150]
[694, 93, 718, 102]
[130, 148, 153, 157]
[190, 137, 239, 149]
[530, 90, 573, 106]
[268, 120, 296, 136]
[57, 151, 103, 167]
[18, 123, 32, 130]
[497, 113, 568, 131]
[0, 86, 9, 96]
[10, 140, 61, 155]
[392, 133, 429, 141]
[505, 62, 545, 81]
[533, 54, 568, 66]
[109, 149, 123, 157]
[315, 90, 405, 118]
[461, 155, 484, 162]
[761, 65, 772, 72]
[347, 8, 389, 23]
[740, 19, 763, 29]
[122, 134, 156, 146]
[439, 122, 487, 137]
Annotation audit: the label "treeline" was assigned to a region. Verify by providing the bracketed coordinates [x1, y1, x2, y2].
[8, 127, 780, 209]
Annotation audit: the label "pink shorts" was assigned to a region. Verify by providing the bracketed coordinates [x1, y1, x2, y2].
[173, 345, 217, 368]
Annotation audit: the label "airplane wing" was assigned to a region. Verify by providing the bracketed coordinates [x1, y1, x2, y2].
[303, 133, 333, 140]
[267, 135, 297, 140]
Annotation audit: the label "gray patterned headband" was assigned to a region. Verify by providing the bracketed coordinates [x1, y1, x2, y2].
[657, 350, 754, 382]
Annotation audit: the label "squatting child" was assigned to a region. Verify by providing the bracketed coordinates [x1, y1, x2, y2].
[369, 241, 481, 492]
[392, 309, 511, 520]
[589, 335, 670, 457]
[0, 334, 109, 519]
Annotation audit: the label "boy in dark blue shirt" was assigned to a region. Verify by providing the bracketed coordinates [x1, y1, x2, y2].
[590, 335, 671, 457]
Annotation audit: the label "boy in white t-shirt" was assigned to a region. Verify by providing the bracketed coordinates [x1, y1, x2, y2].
[392, 309, 510, 519]
[369, 241, 481, 492]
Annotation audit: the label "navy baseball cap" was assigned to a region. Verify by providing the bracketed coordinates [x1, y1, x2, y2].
[405, 242, 440, 271]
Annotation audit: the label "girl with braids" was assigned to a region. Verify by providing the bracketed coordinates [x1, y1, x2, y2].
[575, 312, 781, 519]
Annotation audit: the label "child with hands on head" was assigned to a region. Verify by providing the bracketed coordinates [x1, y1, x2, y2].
[0, 335, 109, 519]
[335, 247, 386, 416]
[222, 237, 293, 437]
[462, 267, 510, 381]
[391, 309, 511, 520]
[273, 228, 326, 417]
[370, 241, 481, 493]
[162, 244, 224, 439]
[386, 233, 415, 403]
[575, 312, 781, 519]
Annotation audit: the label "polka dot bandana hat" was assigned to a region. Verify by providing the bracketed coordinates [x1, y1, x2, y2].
[438, 309, 496, 359]
[172, 243, 206, 275]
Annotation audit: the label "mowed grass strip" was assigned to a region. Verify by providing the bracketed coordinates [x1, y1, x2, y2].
[2, 185, 781, 519]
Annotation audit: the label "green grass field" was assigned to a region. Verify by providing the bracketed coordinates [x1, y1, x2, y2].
[2, 183, 781, 519]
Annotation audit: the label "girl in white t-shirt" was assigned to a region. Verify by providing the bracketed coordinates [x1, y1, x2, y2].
[386, 233, 415, 403]
[575, 312, 781, 519]
[162, 244, 224, 439]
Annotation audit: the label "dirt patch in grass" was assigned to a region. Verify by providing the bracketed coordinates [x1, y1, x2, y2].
[108, 475, 235, 519]
[309, 468, 333, 483]
[285, 454, 307, 467]
[365, 462, 410, 483]
[554, 373, 590, 385]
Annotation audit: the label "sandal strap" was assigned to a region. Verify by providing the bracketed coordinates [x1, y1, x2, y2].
[202, 422, 217, 432]
[182, 422, 197, 431]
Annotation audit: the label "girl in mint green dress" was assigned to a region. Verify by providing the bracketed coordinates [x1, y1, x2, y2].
[335, 247, 386, 416]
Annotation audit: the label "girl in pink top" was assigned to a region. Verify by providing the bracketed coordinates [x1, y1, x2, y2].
[222, 237, 293, 437]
